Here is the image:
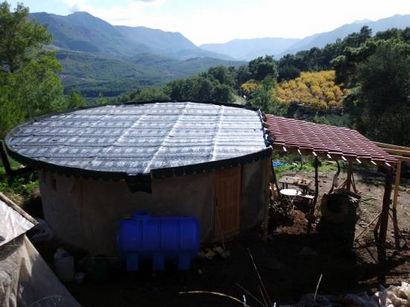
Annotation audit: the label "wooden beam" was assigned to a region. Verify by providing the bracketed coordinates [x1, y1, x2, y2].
[381, 148, 410, 157]
[376, 167, 393, 277]
[313, 156, 319, 207]
[373, 141, 410, 151]
[346, 160, 353, 191]
[307, 156, 319, 234]
[392, 155, 410, 163]
[393, 161, 402, 210]
[392, 161, 402, 250]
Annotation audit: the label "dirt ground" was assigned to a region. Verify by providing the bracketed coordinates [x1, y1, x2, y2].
[37, 167, 410, 306]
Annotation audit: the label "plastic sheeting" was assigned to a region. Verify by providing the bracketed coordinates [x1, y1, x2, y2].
[39, 157, 270, 256]
[0, 198, 35, 247]
[0, 194, 79, 307]
[0, 236, 80, 307]
[6, 102, 267, 175]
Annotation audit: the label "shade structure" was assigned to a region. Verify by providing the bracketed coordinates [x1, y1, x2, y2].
[265, 115, 396, 164]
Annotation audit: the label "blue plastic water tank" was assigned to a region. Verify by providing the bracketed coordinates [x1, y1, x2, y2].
[117, 212, 200, 271]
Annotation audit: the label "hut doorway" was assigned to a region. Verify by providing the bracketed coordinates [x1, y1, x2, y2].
[214, 166, 242, 241]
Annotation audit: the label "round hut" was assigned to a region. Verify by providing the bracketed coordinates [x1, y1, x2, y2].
[5, 102, 272, 255]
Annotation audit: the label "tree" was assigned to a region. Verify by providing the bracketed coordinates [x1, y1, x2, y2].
[276, 70, 345, 110]
[248, 56, 278, 81]
[0, 2, 65, 138]
[355, 40, 410, 145]
[66, 91, 86, 109]
[0, 2, 52, 73]
[206, 66, 235, 87]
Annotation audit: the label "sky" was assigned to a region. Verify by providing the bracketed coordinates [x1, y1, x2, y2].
[6, 0, 410, 45]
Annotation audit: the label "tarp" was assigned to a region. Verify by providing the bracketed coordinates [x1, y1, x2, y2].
[6, 102, 268, 177]
[0, 195, 80, 307]
[39, 157, 270, 256]
[0, 236, 80, 307]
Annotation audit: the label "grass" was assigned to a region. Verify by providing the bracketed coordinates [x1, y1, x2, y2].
[272, 153, 339, 178]
[0, 163, 39, 205]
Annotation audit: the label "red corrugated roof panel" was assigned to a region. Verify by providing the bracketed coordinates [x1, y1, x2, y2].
[266, 115, 396, 164]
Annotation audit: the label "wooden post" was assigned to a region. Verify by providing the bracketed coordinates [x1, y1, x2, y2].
[392, 160, 402, 249]
[307, 156, 319, 233]
[392, 160, 401, 210]
[376, 167, 393, 282]
[346, 160, 353, 191]
[313, 156, 319, 208]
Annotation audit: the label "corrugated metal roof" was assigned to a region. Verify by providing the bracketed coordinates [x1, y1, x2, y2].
[266, 114, 396, 164]
[6, 102, 268, 176]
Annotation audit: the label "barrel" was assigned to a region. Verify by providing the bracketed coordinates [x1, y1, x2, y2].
[117, 212, 200, 271]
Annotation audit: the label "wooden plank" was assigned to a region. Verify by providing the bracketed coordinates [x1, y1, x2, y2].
[307, 156, 319, 234]
[392, 155, 410, 163]
[373, 141, 410, 152]
[380, 148, 410, 157]
[392, 161, 402, 250]
[214, 166, 242, 242]
[376, 167, 393, 273]
[346, 160, 353, 191]
[393, 161, 402, 210]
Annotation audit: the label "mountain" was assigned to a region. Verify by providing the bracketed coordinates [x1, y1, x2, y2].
[200, 14, 410, 60]
[31, 12, 148, 56]
[283, 14, 410, 54]
[116, 26, 227, 60]
[29, 11, 240, 98]
[201, 38, 300, 61]
[31, 11, 229, 60]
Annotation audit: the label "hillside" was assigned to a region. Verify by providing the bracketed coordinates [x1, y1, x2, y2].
[31, 11, 228, 60]
[31, 12, 148, 56]
[57, 50, 244, 97]
[30, 11, 240, 97]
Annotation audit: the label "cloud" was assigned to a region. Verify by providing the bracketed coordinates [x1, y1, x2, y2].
[63, 0, 88, 12]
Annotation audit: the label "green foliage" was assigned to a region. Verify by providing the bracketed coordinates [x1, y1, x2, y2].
[57, 50, 245, 98]
[118, 87, 170, 103]
[0, 2, 51, 73]
[277, 26, 372, 82]
[166, 74, 234, 103]
[0, 2, 67, 138]
[0, 175, 39, 203]
[273, 156, 337, 178]
[354, 40, 410, 145]
[248, 56, 278, 81]
[66, 91, 86, 109]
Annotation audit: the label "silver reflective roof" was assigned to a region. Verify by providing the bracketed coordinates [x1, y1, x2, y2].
[6, 102, 267, 175]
